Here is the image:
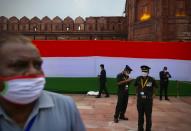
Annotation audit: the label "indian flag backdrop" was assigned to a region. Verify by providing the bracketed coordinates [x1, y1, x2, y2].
[33, 40, 191, 95]
[32, 40, 191, 95]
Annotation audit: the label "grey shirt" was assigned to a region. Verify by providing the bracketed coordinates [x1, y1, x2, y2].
[0, 91, 86, 131]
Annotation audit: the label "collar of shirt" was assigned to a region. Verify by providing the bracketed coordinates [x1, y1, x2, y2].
[0, 91, 54, 120]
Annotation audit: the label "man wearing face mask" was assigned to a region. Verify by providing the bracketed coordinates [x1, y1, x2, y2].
[134, 65, 157, 131]
[0, 33, 86, 131]
[114, 65, 133, 123]
[159, 66, 171, 101]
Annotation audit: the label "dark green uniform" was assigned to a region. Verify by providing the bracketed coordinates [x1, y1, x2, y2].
[159, 69, 171, 100]
[134, 76, 157, 131]
[114, 73, 130, 120]
[96, 64, 109, 98]
[98, 69, 109, 97]
[114, 65, 132, 123]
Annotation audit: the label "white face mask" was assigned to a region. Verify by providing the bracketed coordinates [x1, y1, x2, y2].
[0, 75, 45, 105]
[142, 72, 148, 77]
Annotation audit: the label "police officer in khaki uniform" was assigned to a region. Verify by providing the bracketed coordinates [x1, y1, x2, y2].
[114, 65, 133, 123]
[134, 65, 157, 131]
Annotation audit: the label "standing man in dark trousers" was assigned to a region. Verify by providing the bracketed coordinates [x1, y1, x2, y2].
[159, 66, 171, 100]
[114, 65, 133, 123]
[96, 64, 109, 98]
[134, 65, 157, 131]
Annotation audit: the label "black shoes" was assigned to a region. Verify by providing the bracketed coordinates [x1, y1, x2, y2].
[138, 128, 144, 131]
[114, 118, 119, 123]
[95, 95, 101, 98]
[95, 95, 110, 98]
[119, 116, 128, 120]
[105, 95, 110, 98]
[114, 116, 128, 123]
[160, 98, 170, 101]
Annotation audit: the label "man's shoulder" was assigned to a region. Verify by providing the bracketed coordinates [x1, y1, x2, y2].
[116, 73, 123, 79]
[102, 69, 106, 73]
[135, 76, 142, 80]
[148, 76, 156, 81]
[117, 72, 123, 77]
[42, 91, 75, 107]
[43, 90, 71, 98]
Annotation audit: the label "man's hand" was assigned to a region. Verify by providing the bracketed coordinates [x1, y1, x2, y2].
[126, 78, 133, 82]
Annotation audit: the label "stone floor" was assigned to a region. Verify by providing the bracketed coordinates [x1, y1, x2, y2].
[68, 94, 191, 131]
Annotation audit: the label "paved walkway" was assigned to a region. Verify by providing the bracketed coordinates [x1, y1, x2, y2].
[69, 94, 191, 131]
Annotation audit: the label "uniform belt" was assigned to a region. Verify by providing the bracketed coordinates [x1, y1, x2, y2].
[140, 96, 152, 99]
[141, 96, 147, 99]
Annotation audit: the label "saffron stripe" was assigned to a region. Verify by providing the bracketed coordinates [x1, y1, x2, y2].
[32, 40, 191, 60]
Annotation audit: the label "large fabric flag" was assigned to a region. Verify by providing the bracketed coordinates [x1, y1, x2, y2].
[33, 40, 191, 81]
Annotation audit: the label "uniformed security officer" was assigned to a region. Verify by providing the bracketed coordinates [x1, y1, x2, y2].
[114, 65, 133, 123]
[96, 64, 109, 98]
[159, 66, 171, 100]
[134, 65, 157, 131]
